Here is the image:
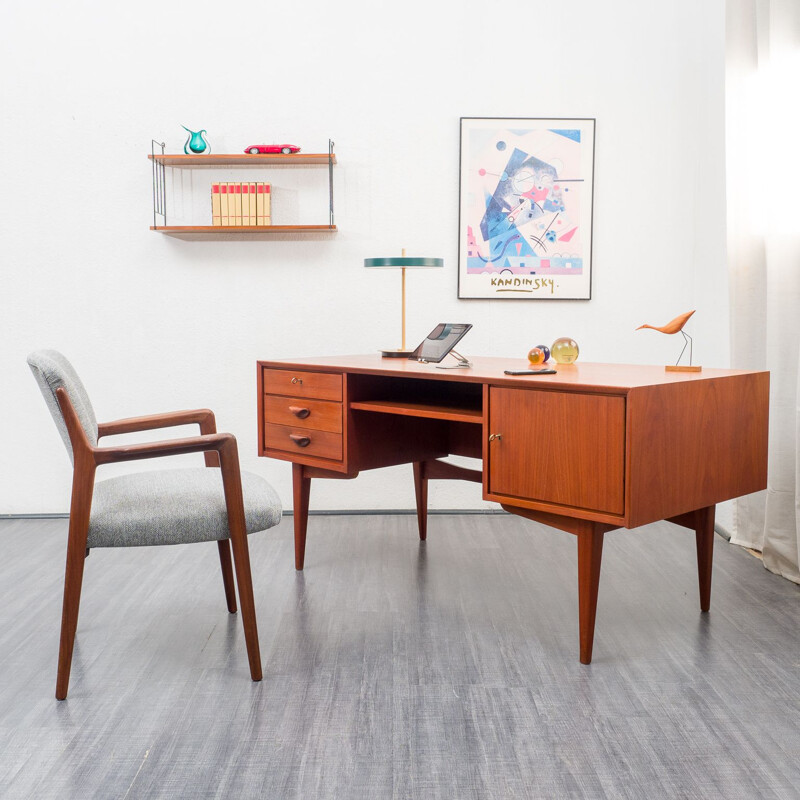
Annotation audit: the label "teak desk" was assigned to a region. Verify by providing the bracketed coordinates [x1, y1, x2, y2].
[257, 356, 769, 664]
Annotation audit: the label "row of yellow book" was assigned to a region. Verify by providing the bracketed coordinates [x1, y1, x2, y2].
[211, 182, 272, 226]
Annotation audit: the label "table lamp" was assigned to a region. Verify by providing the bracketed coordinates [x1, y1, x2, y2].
[364, 249, 444, 357]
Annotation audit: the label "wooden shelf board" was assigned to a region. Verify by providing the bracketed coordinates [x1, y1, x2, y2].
[149, 153, 336, 166]
[350, 399, 483, 424]
[151, 225, 337, 234]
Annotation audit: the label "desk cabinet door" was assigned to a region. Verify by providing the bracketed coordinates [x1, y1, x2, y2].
[488, 388, 626, 515]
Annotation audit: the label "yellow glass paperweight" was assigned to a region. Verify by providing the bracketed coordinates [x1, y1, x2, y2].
[551, 337, 579, 364]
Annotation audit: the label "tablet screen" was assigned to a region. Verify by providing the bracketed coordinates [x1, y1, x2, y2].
[409, 323, 473, 363]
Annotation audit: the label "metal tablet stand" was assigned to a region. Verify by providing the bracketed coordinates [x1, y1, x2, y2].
[435, 350, 473, 369]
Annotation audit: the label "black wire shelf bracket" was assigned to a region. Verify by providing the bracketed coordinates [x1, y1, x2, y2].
[328, 138, 335, 227]
[151, 140, 166, 228]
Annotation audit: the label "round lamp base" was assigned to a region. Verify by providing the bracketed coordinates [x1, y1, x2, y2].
[381, 348, 413, 358]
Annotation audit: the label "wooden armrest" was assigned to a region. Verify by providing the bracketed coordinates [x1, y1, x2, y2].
[97, 409, 216, 438]
[93, 432, 234, 466]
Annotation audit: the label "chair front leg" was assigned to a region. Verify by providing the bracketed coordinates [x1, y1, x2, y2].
[200, 418, 237, 613]
[218, 437, 262, 682]
[56, 455, 96, 700]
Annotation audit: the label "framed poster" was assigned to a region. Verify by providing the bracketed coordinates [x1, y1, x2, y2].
[458, 117, 595, 300]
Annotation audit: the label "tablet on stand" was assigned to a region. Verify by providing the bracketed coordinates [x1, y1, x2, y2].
[409, 324, 473, 369]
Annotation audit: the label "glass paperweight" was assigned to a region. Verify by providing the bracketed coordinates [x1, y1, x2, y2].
[528, 347, 546, 365]
[551, 337, 579, 364]
[535, 344, 551, 362]
[182, 125, 211, 155]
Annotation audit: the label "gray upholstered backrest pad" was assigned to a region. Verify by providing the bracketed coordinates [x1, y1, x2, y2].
[27, 350, 98, 463]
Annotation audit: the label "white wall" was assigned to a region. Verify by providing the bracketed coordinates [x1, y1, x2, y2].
[0, 0, 729, 514]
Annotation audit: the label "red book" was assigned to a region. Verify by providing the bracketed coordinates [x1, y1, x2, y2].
[256, 183, 272, 225]
[220, 183, 229, 226]
[211, 183, 221, 226]
[241, 183, 251, 227]
[231, 183, 242, 226]
[249, 182, 257, 225]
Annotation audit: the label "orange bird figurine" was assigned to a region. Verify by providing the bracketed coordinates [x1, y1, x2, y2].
[637, 309, 695, 335]
[637, 310, 700, 371]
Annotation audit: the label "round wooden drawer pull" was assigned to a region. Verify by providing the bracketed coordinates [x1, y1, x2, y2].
[289, 406, 311, 419]
[289, 434, 311, 447]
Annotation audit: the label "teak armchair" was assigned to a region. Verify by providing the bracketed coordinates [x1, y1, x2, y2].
[28, 350, 282, 700]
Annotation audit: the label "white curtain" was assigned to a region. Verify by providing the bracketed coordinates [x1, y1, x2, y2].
[726, 0, 800, 583]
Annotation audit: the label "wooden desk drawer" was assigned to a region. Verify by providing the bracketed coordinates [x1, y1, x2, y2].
[264, 395, 342, 433]
[263, 368, 342, 401]
[264, 423, 343, 461]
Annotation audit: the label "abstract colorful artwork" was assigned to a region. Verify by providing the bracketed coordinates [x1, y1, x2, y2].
[458, 118, 595, 300]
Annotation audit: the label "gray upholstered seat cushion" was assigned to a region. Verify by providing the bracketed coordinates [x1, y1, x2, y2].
[88, 468, 282, 548]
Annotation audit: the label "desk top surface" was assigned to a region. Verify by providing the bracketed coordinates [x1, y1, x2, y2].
[260, 355, 766, 392]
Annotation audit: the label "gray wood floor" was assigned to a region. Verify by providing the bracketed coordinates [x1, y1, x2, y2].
[0, 513, 798, 799]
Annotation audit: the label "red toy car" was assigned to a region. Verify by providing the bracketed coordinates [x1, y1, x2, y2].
[244, 144, 301, 155]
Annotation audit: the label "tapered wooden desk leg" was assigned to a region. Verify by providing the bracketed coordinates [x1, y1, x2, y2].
[293, 463, 311, 570]
[577, 524, 605, 665]
[695, 505, 715, 612]
[413, 461, 428, 541]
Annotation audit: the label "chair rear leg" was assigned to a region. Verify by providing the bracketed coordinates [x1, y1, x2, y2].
[217, 540, 237, 613]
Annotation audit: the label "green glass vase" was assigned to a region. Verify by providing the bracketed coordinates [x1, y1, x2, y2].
[182, 125, 210, 155]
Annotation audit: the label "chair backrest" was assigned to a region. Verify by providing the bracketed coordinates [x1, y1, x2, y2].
[27, 350, 98, 463]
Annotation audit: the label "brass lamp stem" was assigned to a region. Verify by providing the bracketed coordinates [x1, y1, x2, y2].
[401, 268, 406, 350]
[401, 247, 407, 351]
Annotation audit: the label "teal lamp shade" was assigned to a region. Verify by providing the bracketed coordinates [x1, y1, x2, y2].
[364, 257, 444, 269]
[364, 253, 444, 357]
